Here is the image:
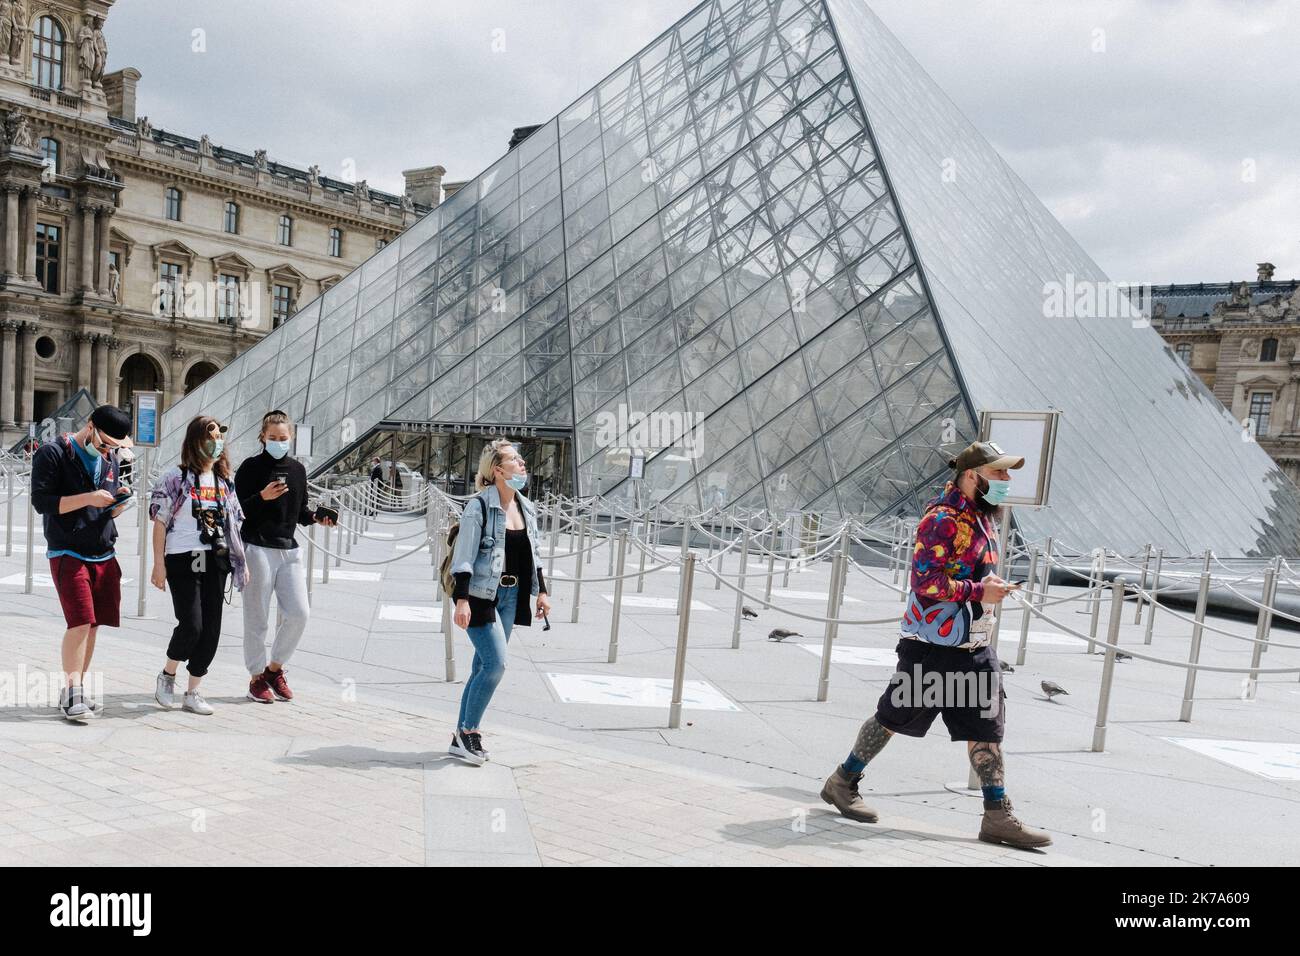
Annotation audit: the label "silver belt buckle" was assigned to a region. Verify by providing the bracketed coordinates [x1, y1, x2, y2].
[499, 574, 518, 587]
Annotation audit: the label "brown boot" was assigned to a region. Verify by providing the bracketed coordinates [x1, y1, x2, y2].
[820, 766, 879, 823]
[979, 797, 1052, 849]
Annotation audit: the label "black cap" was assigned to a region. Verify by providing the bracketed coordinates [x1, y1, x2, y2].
[89, 405, 133, 447]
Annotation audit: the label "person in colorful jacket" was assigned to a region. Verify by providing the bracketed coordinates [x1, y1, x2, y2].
[819, 441, 1053, 850]
[147, 415, 249, 716]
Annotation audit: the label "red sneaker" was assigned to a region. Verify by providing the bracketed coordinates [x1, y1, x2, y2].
[247, 673, 274, 704]
[266, 668, 293, 701]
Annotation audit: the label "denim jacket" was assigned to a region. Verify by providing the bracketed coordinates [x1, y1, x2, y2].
[449, 485, 544, 600]
[148, 465, 249, 591]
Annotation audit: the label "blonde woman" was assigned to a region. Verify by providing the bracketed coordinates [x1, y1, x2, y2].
[447, 439, 550, 764]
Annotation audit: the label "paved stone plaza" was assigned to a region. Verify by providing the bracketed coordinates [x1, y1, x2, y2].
[1, 509, 1297, 867]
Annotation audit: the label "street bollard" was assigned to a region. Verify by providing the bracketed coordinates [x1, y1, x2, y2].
[571, 515, 586, 625]
[305, 523, 316, 607]
[1092, 576, 1126, 752]
[607, 530, 627, 663]
[1014, 547, 1039, 667]
[732, 528, 750, 650]
[442, 594, 456, 682]
[1178, 569, 1212, 722]
[1245, 557, 1278, 698]
[1144, 548, 1163, 645]
[1133, 543, 1151, 624]
[668, 554, 696, 729]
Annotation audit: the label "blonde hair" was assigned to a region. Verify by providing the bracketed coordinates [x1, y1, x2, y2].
[475, 438, 518, 491]
[258, 409, 293, 443]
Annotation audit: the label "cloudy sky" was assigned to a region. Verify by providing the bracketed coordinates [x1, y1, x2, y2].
[106, 0, 1299, 284]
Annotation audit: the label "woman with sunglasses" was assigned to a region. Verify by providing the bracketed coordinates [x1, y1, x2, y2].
[147, 415, 249, 715]
[447, 439, 550, 764]
[235, 409, 335, 703]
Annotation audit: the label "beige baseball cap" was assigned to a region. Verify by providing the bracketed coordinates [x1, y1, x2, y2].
[948, 440, 1024, 472]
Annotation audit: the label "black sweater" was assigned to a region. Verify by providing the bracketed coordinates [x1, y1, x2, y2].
[235, 452, 315, 549]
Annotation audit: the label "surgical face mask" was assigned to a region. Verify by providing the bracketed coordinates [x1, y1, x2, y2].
[204, 439, 224, 460]
[84, 428, 103, 459]
[264, 439, 291, 460]
[980, 476, 1011, 506]
[505, 473, 527, 491]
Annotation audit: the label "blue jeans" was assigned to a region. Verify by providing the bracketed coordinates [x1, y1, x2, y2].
[456, 584, 517, 731]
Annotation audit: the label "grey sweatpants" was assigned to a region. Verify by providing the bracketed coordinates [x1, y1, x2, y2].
[242, 543, 310, 675]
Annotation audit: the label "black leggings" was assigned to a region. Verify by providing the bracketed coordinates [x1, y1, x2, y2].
[164, 551, 228, 678]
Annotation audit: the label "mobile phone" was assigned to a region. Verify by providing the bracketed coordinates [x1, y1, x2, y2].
[271, 469, 289, 487]
[112, 489, 133, 505]
[314, 505, 339, 524]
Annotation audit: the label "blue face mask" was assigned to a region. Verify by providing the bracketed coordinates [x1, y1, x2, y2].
[981, 476, 1011, 505]
[204, 439, 224, 461]
[265, 440, 291, 460]
[505, 473, 527, 491]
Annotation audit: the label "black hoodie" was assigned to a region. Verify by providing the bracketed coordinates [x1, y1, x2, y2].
[30, 434, 124, 558]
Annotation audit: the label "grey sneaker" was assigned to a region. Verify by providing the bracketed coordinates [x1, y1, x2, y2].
[83, 691, 102, 715]
[59, 685, 91, 721]
[182, 691, 214, 716]
[154, 670, 177, 709]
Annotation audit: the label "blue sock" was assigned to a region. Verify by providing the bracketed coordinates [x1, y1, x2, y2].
[842, 753, 866, 775]
[982, 785, 1006, 802]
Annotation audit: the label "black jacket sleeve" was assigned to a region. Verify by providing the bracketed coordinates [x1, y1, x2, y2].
[453, 571, 471, 602]
[29, 444, 64, 516]
[234, 459, 264, 523]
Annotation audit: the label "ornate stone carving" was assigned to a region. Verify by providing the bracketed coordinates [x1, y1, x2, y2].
[355, 179, 370, 202]
[108, 262, 121, 303]
[254, 149, 269, 171]
[170, 346, 186, 360]
[3, 1, 23, 65]
[308, 164, 320, 182]
[1230, 281, 1251, 307]
[104, 336, 122, 352]
[1, 109, 35, 150]
[76, 15, 108, 87]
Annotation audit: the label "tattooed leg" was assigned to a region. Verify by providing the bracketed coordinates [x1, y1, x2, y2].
[841, 716, 894, 774]
[968, 740, 1006, 803]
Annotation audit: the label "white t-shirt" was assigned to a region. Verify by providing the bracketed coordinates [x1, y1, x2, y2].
[165, 472, 220, 554]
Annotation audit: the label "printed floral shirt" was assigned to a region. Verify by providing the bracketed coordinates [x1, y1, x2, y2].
[909, 481, 997, 607]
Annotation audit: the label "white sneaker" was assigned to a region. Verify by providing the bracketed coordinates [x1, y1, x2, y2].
[59, 686, 91, 721]
[154, 671, 177, 709]
[182, 691, 214, 716]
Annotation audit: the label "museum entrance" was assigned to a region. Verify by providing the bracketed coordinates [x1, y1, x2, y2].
[326, 423, 573, 500]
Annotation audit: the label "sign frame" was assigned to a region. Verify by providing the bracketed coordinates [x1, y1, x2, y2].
[132, 390, 164, 448]
[977, 409, 1061, 508]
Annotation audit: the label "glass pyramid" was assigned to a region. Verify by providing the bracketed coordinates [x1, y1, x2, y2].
[157, 0, 1300, 555]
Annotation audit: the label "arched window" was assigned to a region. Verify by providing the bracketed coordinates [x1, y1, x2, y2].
[31, 16, 65, 90]
[164, 187, 182, 221]
[39, 137, 59, 177]
[1260, 337, 1278, 362]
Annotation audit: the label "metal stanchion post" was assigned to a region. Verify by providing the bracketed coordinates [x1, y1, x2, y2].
[891, 517, 902, 586]
[1015, 547, 1039, 667]
[899, 519, 911, 604]
[1092, 576, 1126, 752]
[677, 513, 690, 614]
[1134, 543, 1151, 624]
[442, 595, 456, 682]
[607, 530, 627, 663]
[1178, 569, 1212, 722]
[23, 477, 34, 595]
[816, 530, 848, 702]
[1245, 557, 1278, 698]
[636, 518, 647, 593]
[1144, 548, 1163, 645]
[321, 512, 331, 585]
[668, 554, 695, 729]
[135, 446, 152, 617]
[732, 528, 750, 650]
[305, 522, 316, 607]
[764, 534, 775, 605]
[5, 465, 13, 556]
[1040, 536, 1053, 600]
[1087, 549, 1104, 652]
[571, 513, 586, 625]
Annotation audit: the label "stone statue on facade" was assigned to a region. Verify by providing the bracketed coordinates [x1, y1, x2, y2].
[355, 179, 370, 202]
[136, 115, 152, 139]
[92, 17, 107, 86]
[308, 163, 320, 182]
[108, 262, 121, 303]
[254, 149, 268, 171]
[199, 134, 213, 157]
[1, 109, 35, 150]
[5, 1, 23, 65]
[0, 2, 14, 63]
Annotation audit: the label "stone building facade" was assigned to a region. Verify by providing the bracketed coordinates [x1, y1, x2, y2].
[1151, 262, 1300, 486]
[0, 0, 443, 445]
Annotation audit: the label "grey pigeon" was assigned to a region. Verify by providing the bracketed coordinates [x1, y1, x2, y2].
[741, 605, 759, 620]
[1041, 680, 1069, 701]
[999, 660, 1015, 673]
[1115, 651, 1132, 662]
[768, 627, 802, 642]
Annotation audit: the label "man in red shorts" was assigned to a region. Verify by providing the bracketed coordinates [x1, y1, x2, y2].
[30, 405, 134, 720]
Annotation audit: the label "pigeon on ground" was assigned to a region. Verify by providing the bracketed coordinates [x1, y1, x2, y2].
[999, 660, 1015, 673]
[768, 627, 802, 642]
[741, 605, 759, 620]
[1041, 680, 1069, 702]
[1115, 651, 1132, 662]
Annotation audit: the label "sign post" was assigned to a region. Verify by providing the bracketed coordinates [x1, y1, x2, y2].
[133, 391, 163, 618]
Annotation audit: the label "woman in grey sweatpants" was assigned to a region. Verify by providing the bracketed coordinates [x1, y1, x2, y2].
[234, 411, 334, 703]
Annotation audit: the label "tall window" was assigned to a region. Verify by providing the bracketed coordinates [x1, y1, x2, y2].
[223, 201, 239, 234]
[272, 284, 293, 329]
[1175, 343, 1192, 364]
[36, 223, 60, 293]
[376, 238, 388, 251]
[1260, 337, 1278, 362]
[39, 137, 59, 178]
[158, 262, 183, 316]
[277, 214, 292, 246]
[1249, 391, 1273, 437]
[164, 187, 182, 221]
[32, 16, 65, 90]
[216, 274, 240, 325]
[328, 227, 343, 257]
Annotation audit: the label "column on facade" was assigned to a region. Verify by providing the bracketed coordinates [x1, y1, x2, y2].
[95, 206, 113, 297]
[79, 204, 96, 294]
[21, 188, 38, 282]
[92, 334, 108, 406]
[17, 321, 36, 424]
[0, 321, 17, 425]
[168, 347, 185, 409]
[75, 332, 94, 393]
[3, 188, 18, 278]
[105, 337, 121, 408]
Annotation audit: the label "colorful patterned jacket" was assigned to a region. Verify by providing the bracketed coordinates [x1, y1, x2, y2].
[148, 465, 249, 591]
[900, 481, 998, 646]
